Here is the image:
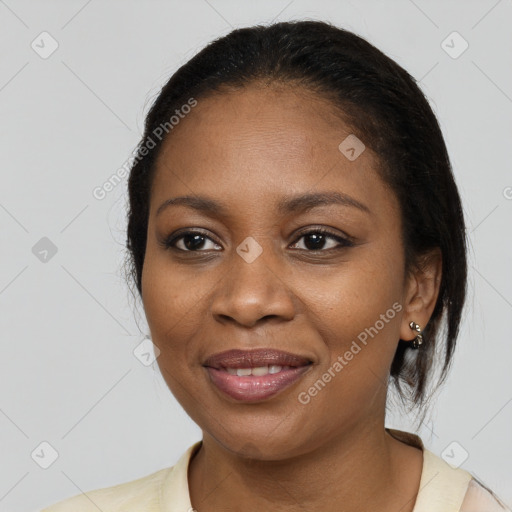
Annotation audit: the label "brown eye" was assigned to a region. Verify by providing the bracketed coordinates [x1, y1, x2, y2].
[290, 228, 354, 251]
[162, 230, 222, 252]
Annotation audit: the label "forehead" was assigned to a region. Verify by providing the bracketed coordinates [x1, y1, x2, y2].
[150, 84, 396, 221]
[157, 84, 352, 166]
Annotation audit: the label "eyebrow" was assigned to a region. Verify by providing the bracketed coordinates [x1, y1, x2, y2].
[156, 191, 371, 218]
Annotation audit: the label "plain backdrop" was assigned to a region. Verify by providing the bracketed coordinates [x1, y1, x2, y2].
[0, 1, 511, 510]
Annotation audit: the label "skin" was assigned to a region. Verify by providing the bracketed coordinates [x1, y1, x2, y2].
[141, 82, 442, 512]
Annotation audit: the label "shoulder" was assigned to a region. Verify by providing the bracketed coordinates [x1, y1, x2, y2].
[460, 479, 511, 512]
[39, 466, 173, 512]
[415, 448, 509, 512]
[39, 467, 173, 512]
[39, 441, 202, 512]
[384, 428, 508, 512]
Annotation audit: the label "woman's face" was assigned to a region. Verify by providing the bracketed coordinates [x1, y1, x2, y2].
[141, 84, 417, 459]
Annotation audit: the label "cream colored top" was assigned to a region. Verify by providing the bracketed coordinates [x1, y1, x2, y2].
[41, 429, 509, 512]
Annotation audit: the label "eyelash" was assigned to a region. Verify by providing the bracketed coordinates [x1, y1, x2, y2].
[161, 227, 354, 253]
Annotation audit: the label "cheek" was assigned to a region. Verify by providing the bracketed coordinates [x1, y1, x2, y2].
[292, 265, 403, 435]
[141, 247, 209, 360]
[141, 250, 213, 413]
[300, 253, 402, 343]
[294, 249, 404, 402]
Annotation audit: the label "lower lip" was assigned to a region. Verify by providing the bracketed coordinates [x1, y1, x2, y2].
[205, 366, 311, 402]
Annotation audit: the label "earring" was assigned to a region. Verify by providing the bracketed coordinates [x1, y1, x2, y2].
[409, 321, 423, 349]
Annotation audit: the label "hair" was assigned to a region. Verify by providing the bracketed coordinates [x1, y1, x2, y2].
[126, 20, 468, 419]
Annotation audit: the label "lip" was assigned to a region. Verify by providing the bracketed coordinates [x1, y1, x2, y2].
[203, 348, 312, 369]
[203, 349, 313, 402]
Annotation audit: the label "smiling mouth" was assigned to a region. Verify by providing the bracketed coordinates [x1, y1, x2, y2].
[203, 348, 313, 402]
[221, 365, 296, 376]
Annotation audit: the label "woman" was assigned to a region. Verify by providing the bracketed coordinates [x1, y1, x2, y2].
[41, 20, 509, 512]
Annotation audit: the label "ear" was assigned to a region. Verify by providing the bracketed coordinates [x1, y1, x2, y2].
[399, 247, 442, 342]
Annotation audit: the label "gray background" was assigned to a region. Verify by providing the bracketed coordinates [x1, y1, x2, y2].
[0, 1, 511, 510]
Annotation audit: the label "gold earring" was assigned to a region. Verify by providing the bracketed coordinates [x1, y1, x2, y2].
[409, 321, 423, 349]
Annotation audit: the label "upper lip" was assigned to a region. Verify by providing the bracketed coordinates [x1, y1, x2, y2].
[203, 349, 312, 369]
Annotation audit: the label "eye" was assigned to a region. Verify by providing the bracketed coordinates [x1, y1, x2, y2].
[290, 227, 354, 251]
[162, 230, 222, 252]
[161, 227, 354, 253]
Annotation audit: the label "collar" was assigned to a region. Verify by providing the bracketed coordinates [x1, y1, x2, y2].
[160, 429, 473, 512]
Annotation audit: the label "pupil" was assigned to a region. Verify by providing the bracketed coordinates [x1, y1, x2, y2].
[184, 234, 205, 250]
[305, 233, 325, 250]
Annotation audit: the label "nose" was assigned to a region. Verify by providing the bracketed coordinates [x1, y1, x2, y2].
[210, 245, 296, 328]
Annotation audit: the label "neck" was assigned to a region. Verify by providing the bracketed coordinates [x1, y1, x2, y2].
[188, 420, 423, 512]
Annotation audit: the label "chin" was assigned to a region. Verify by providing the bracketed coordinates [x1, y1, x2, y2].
[208, 426, 313, 462]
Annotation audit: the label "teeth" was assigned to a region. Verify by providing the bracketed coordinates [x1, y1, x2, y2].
[224, 365, 287, 376]
[251, 366, 269, 376]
